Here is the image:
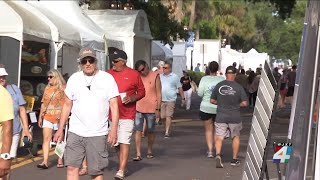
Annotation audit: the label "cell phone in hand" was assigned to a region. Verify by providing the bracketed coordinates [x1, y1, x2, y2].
[23, 136, 31, 148]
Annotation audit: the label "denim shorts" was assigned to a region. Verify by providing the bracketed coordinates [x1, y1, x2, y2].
[135, 112, 156, 133]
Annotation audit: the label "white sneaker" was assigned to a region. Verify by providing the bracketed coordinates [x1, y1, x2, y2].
[114, 170, 124, 180]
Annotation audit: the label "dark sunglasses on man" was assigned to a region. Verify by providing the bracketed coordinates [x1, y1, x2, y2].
[80, 58, 95, 65]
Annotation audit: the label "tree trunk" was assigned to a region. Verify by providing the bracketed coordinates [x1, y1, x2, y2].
[188, 0, 196, 30]
[176, 0, 183, 23]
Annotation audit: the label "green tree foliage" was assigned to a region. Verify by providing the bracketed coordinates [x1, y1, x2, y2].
[132, 0, 186, 44]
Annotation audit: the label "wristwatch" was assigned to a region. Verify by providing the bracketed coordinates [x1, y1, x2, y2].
[0, 153, 11, 160]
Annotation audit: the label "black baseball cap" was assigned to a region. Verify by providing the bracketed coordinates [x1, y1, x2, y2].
[225, 66, 237, 74]
[109, 49, 128, 62]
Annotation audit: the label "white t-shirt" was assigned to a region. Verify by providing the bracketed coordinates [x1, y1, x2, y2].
[65, 70, 119, 137]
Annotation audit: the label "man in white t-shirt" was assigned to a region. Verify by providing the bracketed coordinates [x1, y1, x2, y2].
[54, 47, 120, 180]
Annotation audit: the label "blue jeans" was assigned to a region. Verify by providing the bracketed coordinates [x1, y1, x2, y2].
[135, 112, 156, 133]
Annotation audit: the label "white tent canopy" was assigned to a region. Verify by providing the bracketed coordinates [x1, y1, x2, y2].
[0, 1, 23, 41]
[152, 41, 173, 61]
[28, 1, 82, 47]
[171, 42, 187, 78]
[33, 0, 105, 50]
[86, 9, 152, 68]
[5, 1, 59, 42]
[88, 9, 152, 39]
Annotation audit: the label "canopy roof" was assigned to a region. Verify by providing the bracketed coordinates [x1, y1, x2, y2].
[33, 1, 105, 50]
[152, 41, 173, 60]
[86, 9, 152, 39]
[28, 1, 82, 47]
[0, 1, 23, 41]
[3, 1, 59, 42]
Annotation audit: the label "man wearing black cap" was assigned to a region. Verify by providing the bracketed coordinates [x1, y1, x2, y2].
[54, 47, 120, 180]
[108, 49, 145, 180]
[210, 66, 248, 168]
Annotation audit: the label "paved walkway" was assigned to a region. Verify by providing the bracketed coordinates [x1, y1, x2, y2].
[10, 94, 292, 180]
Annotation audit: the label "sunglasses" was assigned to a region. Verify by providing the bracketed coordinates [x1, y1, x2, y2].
[138, 67, 145, 72]
[48, 75, 54, 79]
[112, 60, 121, 63]
[80, 58, 95, 65]
[163, 66, 170, 69]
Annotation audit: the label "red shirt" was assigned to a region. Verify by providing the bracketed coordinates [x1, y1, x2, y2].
[108, 68, 145, 119]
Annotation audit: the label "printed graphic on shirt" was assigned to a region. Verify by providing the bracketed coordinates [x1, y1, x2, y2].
[219, 85, 236, 96]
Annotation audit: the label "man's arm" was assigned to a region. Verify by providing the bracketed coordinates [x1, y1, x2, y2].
[19, 106, 32, 141]
[108, 97, 119, 146]
[1, 120, 12, 154]
[240, 101, 248, 107]
[210, 99, 217, 105]
[123, 75, 146, 104]
[155, 75, 162, 117]
[53, 95, 72, 142]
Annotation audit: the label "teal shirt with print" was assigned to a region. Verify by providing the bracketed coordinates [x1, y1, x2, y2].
[197, 75, 224, 114]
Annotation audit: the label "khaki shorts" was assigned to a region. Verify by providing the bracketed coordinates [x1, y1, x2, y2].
[160, 101, 175, 118]
[109, 119, 134, 146]
[215, 122, 242, 138]
[64, 132, 109, 176]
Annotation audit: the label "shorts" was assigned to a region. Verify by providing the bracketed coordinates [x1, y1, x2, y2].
[199, 111, 216, 121]
[160, 101, 175, 118]
[9, 133, 21, 158]
[286, 86, 294, 97]
[135, 112, 156, 133]
[64, 132, 109, 176]
[42, 119, 59, 130]
[109, 119, 134, 145]
[215, 122, 242, 138]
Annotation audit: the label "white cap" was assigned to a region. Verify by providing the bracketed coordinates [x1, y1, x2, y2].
[152, 67, 158, 71]
[0, 68, 8, 76]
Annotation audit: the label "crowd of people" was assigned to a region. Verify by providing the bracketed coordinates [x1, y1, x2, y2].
[0, 46, 297, 179]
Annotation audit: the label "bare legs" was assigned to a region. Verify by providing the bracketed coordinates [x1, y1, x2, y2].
[204, 119, 214, 154]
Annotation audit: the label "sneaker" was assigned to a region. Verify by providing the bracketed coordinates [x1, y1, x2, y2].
[207, 152, 214, 158]
[164, 134, 170, 138]
[114, 170, 124, 180]
[230, 159, 241, 166]
[216, 155, 224, 168]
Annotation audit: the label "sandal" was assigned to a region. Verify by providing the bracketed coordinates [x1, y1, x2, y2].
[57, 163, 64, 168]
[146, 154, 154, 159]
[37, 163, 48, 169]
[133, 156, 142, 161]
[79, 166, 88, 176]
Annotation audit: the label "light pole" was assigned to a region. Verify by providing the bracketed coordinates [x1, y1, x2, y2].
[191, 50, 193, 70]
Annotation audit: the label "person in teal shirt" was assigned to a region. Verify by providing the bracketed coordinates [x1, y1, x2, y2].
[197, 61, 224, 158]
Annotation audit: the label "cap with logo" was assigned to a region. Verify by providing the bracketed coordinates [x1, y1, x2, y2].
[109, 50, 128, 62]
[0, 68, 8, 76]
[225, 66, 236, 74]
[78, 47, 97, 61]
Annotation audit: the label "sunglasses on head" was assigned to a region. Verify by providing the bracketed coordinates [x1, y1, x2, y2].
[80, 58, 95, 65]
[48, 75, 54, 79]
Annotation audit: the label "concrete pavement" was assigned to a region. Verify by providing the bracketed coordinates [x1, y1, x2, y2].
[10, 94, 293, 180]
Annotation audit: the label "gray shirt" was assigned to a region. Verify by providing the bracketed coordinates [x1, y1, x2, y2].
[211, 80, 248, 124]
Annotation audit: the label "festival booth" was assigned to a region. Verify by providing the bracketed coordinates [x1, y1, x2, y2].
[85, 9, 152, 68]
[1, 1, 60, 110]
[171, 41, 187, 78]
[220, 47, 269, 74]
[28, 1, 111, 71]
[151, 40, 173, 68]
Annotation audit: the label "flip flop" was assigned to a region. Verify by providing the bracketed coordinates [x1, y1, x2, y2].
[57, 164, 64, 168]
[146, 154, 154, 159]
[133, 156, 142, 161]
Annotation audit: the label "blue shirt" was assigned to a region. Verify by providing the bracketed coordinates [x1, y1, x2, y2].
[7, 85, 26, 135]
[160, 72, 181, 102]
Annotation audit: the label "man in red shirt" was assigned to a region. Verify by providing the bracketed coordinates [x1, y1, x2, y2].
[108, 50, 145, 180]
